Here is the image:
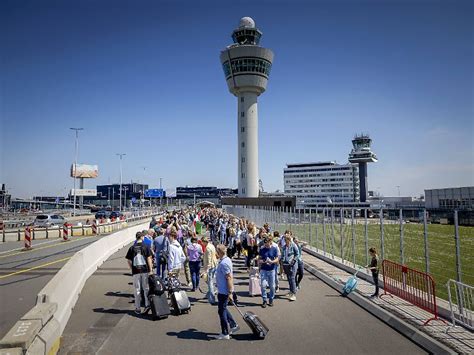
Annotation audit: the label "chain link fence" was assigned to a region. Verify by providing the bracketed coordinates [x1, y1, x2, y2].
[224, 205, 473, 303]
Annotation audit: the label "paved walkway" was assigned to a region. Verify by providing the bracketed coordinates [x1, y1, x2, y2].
[302, 246, 473, 354]
[60, 243, 425, 354]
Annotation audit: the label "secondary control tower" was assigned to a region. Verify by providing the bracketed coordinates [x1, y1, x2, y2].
[220, 17, 274, 197]
[348, 134, 378, 203]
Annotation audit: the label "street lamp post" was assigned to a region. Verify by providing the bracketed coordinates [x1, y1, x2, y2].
[160, 177, 163, 207]
[116, 153, 126, 211]
[396, 185, 401, 197]
[123, 186, 129, 210]
[70, 128, 84, 216]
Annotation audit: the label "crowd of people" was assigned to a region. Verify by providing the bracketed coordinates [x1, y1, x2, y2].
[124, 207, 307, 339]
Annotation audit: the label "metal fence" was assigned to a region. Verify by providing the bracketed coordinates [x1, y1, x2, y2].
[223, 205, 474, 303]
[446, 279, 473, 331]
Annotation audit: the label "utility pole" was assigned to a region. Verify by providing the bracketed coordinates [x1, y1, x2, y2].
[70, 127, 84, 216]
[116, 153, 126, 211]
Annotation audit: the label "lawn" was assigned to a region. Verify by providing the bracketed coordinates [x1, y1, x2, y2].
[272, 217, 473, 302]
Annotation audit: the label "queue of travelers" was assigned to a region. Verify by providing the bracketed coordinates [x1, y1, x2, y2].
[125, 207, 306, 339]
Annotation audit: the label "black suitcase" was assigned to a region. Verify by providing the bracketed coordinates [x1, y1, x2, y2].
[149, 293, 170, 320]
[148, 274, 166, 296]
[170, 290, 191, 315]
[233, 303, 269, 339]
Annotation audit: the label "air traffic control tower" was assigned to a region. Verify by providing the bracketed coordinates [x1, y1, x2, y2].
[348, 134, 378, 203]
[220, 17, 274, 197]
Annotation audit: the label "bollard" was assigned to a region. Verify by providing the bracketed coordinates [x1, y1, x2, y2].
[63, 223, 69, 241]
[92, 219, 98, 235]
[23, 226, 32, 250]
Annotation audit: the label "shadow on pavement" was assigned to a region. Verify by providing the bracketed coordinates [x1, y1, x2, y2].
[93, 307, 132, 315]
[167, 328, 212, 341]
[105, 291, 133, 298]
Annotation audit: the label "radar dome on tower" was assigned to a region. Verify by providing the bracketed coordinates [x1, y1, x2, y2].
[239, 17, 256, 28]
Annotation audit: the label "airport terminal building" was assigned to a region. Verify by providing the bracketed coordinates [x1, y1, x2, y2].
[284, 162, 360, 209]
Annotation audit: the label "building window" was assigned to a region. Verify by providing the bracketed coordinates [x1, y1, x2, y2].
[241, 142, 245, 148]
[242, 188, 245, 194]
[242, 157, 245, 163]
[241, 97, 244, 102]
[241, 126, 245, 132]
[241, 173, 245, 178]
[241, 112, 245, 117]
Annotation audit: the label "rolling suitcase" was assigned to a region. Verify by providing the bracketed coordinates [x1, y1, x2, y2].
[148, 274, 166, 296]
[249, 275, 261, 296]
[170, 290, 191, 315]
[249, 266, 261, 296]
[233, 303, 268, 339]
[342, 268, 361, 296]
[149, 293, 171, 320]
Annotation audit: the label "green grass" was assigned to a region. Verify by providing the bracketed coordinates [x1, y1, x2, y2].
[272, 217, 474, 302]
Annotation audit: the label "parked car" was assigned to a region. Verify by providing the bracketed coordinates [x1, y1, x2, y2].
[110, 211, 123, 219]
[95, 210, 111, 219]
[33, 214, 67, 227]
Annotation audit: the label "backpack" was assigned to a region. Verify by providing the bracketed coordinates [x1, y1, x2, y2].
[132, 245, 147, 268]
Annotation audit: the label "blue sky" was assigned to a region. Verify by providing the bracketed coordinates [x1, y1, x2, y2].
[1, 0, 473, 198]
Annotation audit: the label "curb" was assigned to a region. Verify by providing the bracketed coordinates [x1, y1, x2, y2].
[303, 260, 456, 355]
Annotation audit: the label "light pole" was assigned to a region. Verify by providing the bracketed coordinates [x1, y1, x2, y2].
[116, 153, 126, 211]
[123, 186, 129, 210]
[70, 128, 84, 216]
[396, 185, 401, 197]
[159, 177, 163, 207]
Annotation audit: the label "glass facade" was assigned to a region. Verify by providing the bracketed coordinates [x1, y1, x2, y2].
[232, 29, 262, 45]
[222, 57, 272, 78]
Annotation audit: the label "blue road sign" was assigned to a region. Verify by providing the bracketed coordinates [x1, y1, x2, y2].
[131, 197, 137, 203]
[145, 189, 164, 198]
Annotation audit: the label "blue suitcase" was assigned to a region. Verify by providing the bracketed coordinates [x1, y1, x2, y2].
[342, 268, 361, 296]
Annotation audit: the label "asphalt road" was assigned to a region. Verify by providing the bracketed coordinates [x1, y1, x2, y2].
[0, 234, 107, 339]
[60, 246, 426, 355]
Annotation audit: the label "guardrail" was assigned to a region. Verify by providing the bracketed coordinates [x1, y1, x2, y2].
[1, 211, 163, 243]
[446, 279, 473, 331]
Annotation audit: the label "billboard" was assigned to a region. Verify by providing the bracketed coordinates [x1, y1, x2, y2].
[70, 189, 97, 196]
[145, 189, 164, 198]
[71, 164, 99, 178]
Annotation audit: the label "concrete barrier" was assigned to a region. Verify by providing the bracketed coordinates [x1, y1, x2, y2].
[0, 212, 162, 354]
[36, 221, 148, 333]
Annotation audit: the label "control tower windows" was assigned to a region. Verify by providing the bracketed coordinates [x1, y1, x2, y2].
[222, 58, 272, 78]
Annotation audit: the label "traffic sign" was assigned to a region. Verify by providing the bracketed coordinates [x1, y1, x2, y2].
[145, 189, 164, 198]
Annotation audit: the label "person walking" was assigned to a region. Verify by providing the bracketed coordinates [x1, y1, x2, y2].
[258, 234, 279, 308]
[366, 247, 380, 297]
[167, 229, 186, 277]
[281, 233, 300, 302]
[125, 231, 153, 314]
[153, 226, 169, 278]
[294, 237, 305, 290]
[202, 236, 218, 304]
[187, 236, 203, 291]
[214, 244, 239, 340]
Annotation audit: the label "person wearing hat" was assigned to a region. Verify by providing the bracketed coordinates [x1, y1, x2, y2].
[125, 231, 153, 314]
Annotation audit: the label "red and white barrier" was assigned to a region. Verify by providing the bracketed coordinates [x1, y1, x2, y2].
[63, 223, 69, 241]
[92, 219, 98, 235]
[24, 226, 32, 250]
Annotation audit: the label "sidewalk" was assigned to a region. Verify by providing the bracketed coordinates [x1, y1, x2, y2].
[301, 246, 473, 354]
